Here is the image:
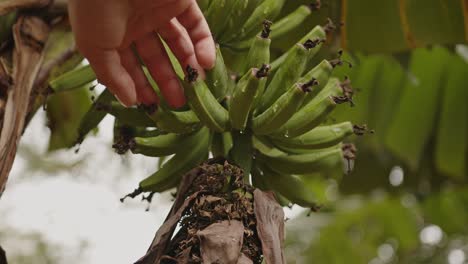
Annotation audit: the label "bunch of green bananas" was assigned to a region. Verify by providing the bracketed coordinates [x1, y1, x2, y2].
[49, 0, 370, 208]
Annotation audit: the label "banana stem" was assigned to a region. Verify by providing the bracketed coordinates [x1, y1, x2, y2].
[229, 130, 253, 182]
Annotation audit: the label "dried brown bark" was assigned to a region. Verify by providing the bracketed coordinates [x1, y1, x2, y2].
[0, 0, 51, 15]
[254, 190, 286, 264]
[135, 166, 202, 264]
[135, 190, 204, 264]
[0, 16, 49, 197]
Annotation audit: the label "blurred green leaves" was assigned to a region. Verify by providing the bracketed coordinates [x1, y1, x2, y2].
[342, 0, 467, 53]
[281, 0, 468, 54]
[286, 196, 420, 264]
[328, 46, 468, 185]
[385, 47, 451, 170]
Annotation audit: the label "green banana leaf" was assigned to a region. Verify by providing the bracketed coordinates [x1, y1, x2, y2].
[279, 0, 468, 54]
[328, 46, 468, 189]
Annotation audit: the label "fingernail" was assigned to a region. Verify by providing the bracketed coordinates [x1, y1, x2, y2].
[115, 94, 132, 108]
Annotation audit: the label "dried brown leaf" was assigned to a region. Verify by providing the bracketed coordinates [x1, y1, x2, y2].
[135, 191, 203, 264]
[253, 189, 286, 264]
[0, 16, 49, 197]
[175, 246, 191, 263]
[197, 220, 244, 264]
[237, 253, 253, 264]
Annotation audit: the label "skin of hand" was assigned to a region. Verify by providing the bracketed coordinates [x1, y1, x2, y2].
[68, 0, 216, 108]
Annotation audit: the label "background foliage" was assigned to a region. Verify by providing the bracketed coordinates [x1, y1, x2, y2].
[1, 0, 468, 263]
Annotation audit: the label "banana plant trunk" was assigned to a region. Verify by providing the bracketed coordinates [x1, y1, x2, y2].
[135, 158, 286, 264]
[0, 245, 7, 264]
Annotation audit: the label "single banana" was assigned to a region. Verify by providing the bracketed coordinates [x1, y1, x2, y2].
[148, 107, 201, 134]
[139, 127, 210, 192]
[198, 0, 212, 13]
[236, 0, 286, 41]
[272, 122, 355, 150]
[256, 162, 319, 208]
[96, 101, 154, 127]
[256, 144, 343, 175]
[252, 79, 318, 135]
[211, 132, 233, 157]
[205, 44, 230, 101]
[131, 131, 198, 157]
[229, 66, 269, 131]
[269, 3, 320, 40]
[251, 164, 292, 207]
[204, 0, 238, 37]
[241, 20, 272, 73]
[49, 64, 96, 92]
[217, 0, 263, 43]
[182, 66, 229, 132]
[270, 25, 327, 71]
[77, 89, 114, 144]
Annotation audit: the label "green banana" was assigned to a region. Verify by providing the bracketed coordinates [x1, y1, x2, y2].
[211, 132, 233, 157]
[204, 0, 238, 37]
[148, 107, 201, 134]
[217, 0, 263, 43]
[131, 127, 165, 138]
[256, 145, 344, 175]
[251, 164, 292, 207]
[49, 64, 96, 92]
[182, 66, 229, 132]
[229, 66, 269, 131]
[252, 135, 287, 158]
[139, 127, 210, 192]
[258, 40, 322, 113]
[274, 78, 353, 138]
[112, 119, 127, 154]
[236, 0, 286, 41]
[270, 25, 327, 71]
[242, 20, 272, 73]
[95, 102, 154, 127]
[269, 3, 320, 40]
[272, 122, 356, 150]
[198, 0, 212, 13]
[76, 89, 114, 144]
[256, 162, 319, 208]
[131, 131, 198, 157]
[252, 79, 318, 135]
[298, 56, 352, 105]
[205, 44, 230, 101]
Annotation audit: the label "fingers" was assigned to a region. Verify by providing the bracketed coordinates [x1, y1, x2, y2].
[84, 48, 137, 107]
[177, 1, 216, 69]
[119, 48, 159, 105]
[135, 33, 186, 108]
[158, 19, 205, 78]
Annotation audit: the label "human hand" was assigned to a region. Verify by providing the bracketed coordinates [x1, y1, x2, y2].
[68, 0, 216, 108]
